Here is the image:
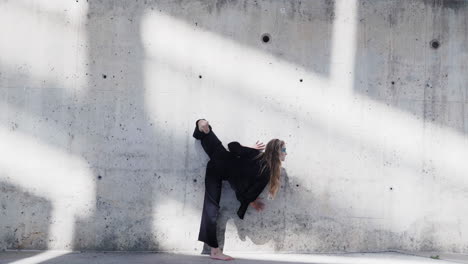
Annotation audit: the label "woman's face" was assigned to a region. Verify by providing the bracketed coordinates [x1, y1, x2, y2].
[280, 144, 287, 162]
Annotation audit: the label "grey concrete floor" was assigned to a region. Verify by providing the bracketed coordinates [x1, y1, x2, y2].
[1, 251, 468, 264]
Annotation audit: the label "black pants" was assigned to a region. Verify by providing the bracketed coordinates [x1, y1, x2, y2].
[193, 119, 233, 248]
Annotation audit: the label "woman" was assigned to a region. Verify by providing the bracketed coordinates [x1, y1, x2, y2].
[193, 119, 287, 261]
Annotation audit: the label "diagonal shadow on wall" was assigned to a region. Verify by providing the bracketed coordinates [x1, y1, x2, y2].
[353, 0, 468, 135]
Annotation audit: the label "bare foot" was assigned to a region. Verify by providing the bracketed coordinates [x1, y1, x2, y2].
[198, 119, 210, 134]
[210, 248, 234, 261]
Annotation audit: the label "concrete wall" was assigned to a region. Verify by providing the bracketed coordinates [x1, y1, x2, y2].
[1, 0, 467, 253]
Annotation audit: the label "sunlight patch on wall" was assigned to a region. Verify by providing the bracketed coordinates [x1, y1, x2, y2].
[0, 0, 88, 92]
[151, 197, 200, 252]
[0, 126, 96, 249]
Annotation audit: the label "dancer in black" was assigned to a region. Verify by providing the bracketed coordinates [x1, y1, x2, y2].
[193, 119, 287, 261]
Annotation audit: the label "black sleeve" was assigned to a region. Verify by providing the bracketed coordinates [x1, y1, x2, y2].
[228, 141, 259, 158]
[237, 172, 270, 219]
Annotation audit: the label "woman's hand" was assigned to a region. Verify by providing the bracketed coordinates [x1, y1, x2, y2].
[250, 140, 266, 150]
[250, 198, 265, 211]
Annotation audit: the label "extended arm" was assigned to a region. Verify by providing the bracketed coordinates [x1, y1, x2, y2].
[237, 173, 269, 219]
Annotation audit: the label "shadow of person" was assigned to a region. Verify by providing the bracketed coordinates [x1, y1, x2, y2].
[231, 168, 291, 250]
[200, 167, 291, 254]
[201, 165, 400, 254]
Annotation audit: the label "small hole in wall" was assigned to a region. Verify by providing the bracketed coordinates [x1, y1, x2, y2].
[262, 33, 271, 43]
[430, 39, 440, 49]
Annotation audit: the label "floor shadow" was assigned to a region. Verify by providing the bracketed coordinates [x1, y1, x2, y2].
[2, 251, 449, 264]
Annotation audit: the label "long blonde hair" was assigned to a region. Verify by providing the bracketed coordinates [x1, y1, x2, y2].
[254, 139, 284, 199]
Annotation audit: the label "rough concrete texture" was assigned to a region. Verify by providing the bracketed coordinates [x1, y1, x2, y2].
[0, 0, 467, 253]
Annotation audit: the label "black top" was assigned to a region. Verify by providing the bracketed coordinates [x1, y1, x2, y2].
[227, 142, 270, 219]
